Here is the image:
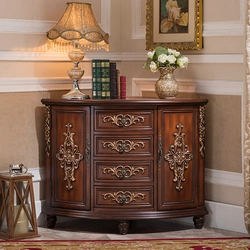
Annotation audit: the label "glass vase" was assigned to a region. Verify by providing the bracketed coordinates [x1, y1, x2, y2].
[155, 67, 179, 99]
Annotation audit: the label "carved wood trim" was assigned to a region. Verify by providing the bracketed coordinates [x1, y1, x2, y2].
[56, 123, 83, 191]
[164, 123, 193, 191]
[45, 105, 51, 157]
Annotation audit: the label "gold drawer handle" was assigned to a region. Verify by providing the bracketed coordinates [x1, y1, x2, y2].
[102, 191, 145, 204]
[102, 114, 145, 127]
[102, 140, 145, 153]
[102, 165, 145, 179]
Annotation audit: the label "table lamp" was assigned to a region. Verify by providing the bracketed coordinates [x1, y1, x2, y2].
[46, 2, 109, 100]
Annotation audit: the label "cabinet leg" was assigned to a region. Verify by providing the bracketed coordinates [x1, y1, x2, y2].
[193, 215, 205, 229]
[118, 220, 130, 235]
[45, 214, 57, 229]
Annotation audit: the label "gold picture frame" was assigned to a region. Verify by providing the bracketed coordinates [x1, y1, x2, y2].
[146, 0, 203, 51]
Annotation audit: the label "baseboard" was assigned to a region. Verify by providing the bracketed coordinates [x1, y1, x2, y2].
[35, 200, 247, 234]
[174, 201, 247, 234]
[29, 168, 248, 234]
[204, 201, 247, 233]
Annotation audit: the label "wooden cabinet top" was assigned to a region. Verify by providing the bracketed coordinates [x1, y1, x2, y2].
[41, 98, 208, 107]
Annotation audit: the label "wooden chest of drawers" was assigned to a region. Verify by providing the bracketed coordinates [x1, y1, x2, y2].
[41, 98, 208, 234]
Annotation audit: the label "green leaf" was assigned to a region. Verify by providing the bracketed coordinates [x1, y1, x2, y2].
[143, 57, 152, 70]
[155, 46, 168, 58]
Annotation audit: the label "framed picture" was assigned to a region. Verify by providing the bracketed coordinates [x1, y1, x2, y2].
[146, 0, 203, 51]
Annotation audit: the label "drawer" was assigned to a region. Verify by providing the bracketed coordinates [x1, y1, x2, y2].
[94, 135, 154, 156]
[94, 161, 154, 182]
[94, 110, 154, 131]
[94, 187, 154, 208]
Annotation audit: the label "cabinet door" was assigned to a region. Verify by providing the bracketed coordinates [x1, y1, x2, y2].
[158, 108, 199, 210]
[51, 106, 90, 210]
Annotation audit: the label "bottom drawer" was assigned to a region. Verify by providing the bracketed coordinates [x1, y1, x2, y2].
[94, 187, 154, 209]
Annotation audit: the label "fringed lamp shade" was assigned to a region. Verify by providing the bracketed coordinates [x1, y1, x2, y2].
[47, 2, 109, 51]
[46, 2, 109, 100]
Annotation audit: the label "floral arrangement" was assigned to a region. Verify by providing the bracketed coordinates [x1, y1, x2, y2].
[143, 46, 189, 73]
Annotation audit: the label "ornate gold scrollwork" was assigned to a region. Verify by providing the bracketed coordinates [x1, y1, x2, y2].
[164, 124, 193, 191]
[56, 123, 83, 191]
[102, 191, 145, 204]
[102, 140, 145, 153]
[102, 165, 145, 179]
[102, 114, 145, 127]
[45, 106, 51, 157]
[199, 106, 206, 157]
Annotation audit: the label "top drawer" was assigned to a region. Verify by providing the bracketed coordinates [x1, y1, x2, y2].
[94, 110, 154, 131]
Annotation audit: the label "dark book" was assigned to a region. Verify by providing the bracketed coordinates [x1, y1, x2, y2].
[110, 62, 118, 99]
[92, 59, 102, 99]
[116, 69, 121, 99]
[101, 59, 110, 99]
[120, 75, 126, 99]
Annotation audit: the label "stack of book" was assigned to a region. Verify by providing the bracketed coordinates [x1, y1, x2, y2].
[92, 59, 126, 99]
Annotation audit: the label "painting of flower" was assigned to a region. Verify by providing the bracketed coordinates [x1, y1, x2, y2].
[160, 0, 189, 34]
[145, 0, 203, 50]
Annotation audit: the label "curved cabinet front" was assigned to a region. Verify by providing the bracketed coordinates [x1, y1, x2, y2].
[41, 98, 208, 234]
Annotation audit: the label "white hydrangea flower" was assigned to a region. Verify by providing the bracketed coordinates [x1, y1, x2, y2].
[166, 55, 177, 64]
[177, 56, 189, 68]
[174, 51, 180, 57]
[182, 56, 189, 64]
[149, 61, 158, 72]
[158, 54, 168, 63]
[147, 51, 155, 59]
[167, 49, 174, 54]
[168, 49, 180, 58]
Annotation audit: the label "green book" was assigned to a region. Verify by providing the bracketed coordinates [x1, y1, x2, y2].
[100, 59, 110, 99]
[92, 59, 102, 99]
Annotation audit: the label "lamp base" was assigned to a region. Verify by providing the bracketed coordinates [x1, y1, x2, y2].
[62, 81, 90, 100]
[62, 90, 90, 100]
